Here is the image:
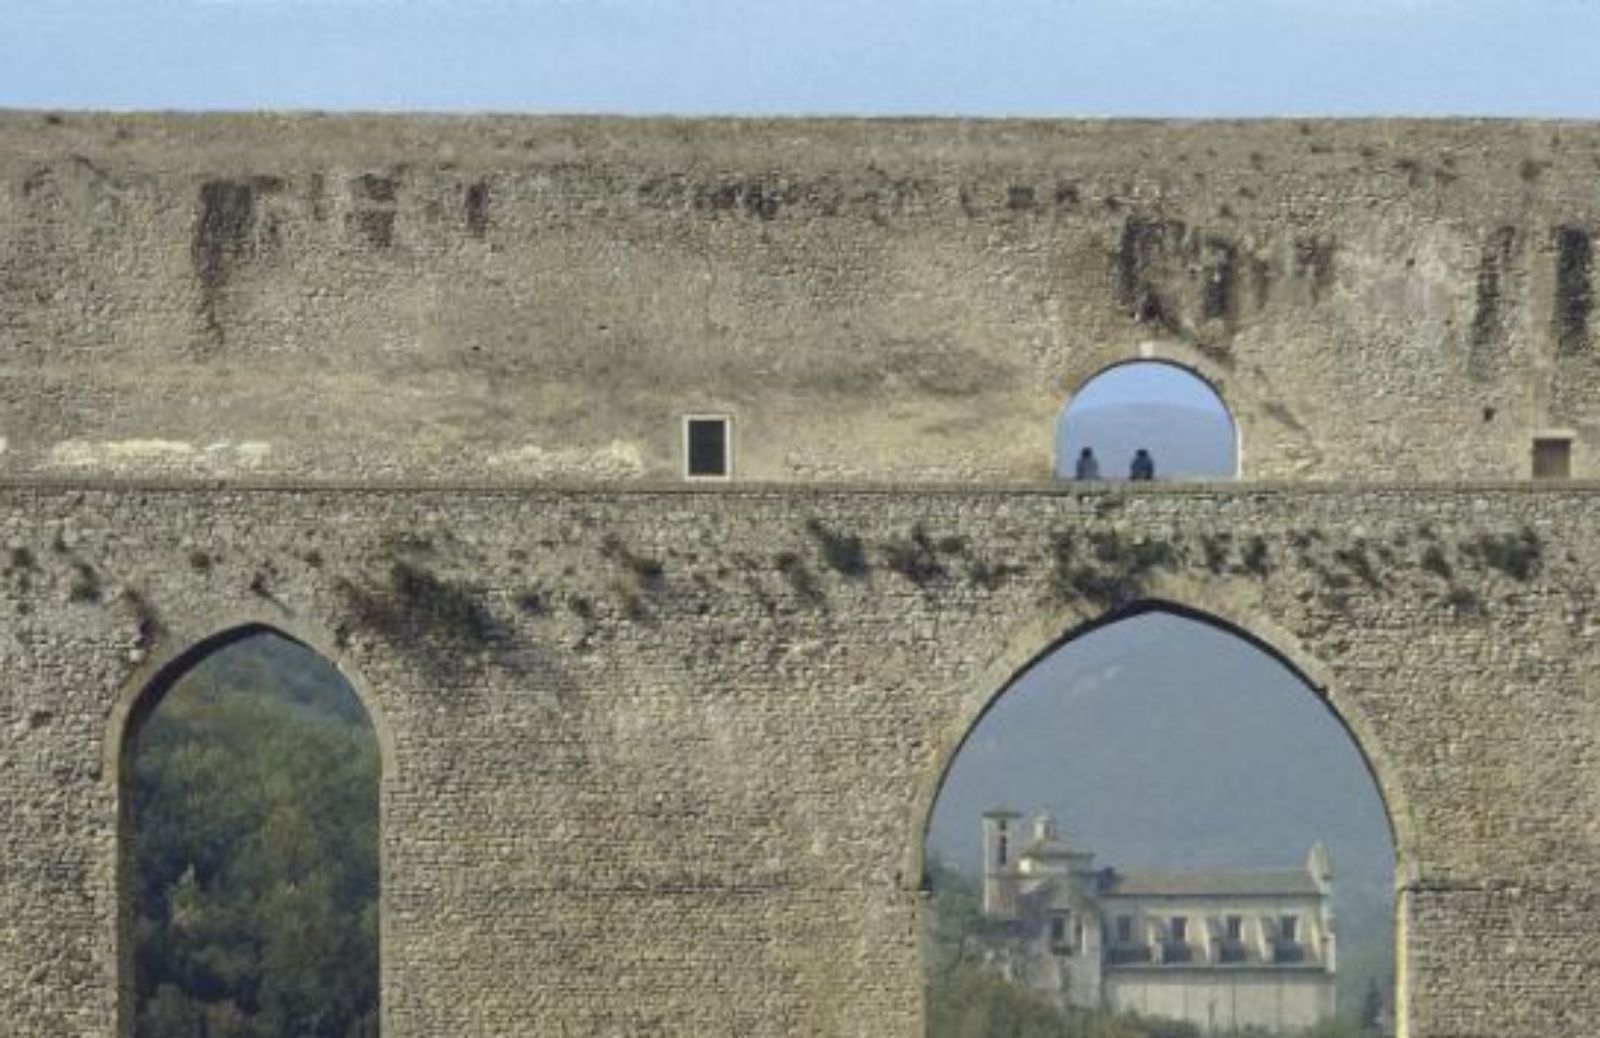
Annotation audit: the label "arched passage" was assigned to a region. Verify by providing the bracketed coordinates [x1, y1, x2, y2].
[1055, 360, 1240, 481]
[110, 623, 389, 1038]
[918, 602, 1402, 1038]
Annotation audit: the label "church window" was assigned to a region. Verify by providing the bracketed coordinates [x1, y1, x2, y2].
[684, 415, 732, 478]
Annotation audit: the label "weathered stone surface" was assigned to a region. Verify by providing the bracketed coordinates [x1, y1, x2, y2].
[0, 113, 1597, 1036]
[2, 114, 1599, 482]
[0, 483, 1596, 1037]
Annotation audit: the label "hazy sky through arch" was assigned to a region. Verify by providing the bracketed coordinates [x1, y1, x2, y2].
[3, 1, 1599, 116]
[923, 610, 1398, 1012]
[926, 611, 1393, 878]
[1057, 362, 1238, 480]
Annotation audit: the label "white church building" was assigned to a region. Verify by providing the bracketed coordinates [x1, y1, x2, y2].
[978, 809, 1338, 1034]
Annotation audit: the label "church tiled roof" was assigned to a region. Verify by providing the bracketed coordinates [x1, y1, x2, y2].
[1102, 868, 1320, 898]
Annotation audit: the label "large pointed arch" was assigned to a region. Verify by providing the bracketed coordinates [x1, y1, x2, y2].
[106, 615, 395, 1038]
[909, 595, 1414, 1035]
[908, 595, 1413, 887]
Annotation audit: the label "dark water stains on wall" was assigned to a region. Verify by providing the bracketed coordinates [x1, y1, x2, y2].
[193, 181, 255, 289]
[1394, 157, 1424, 188]
[1116, 217, 1250, 343]
[1554, 225, 1593, 354]
[1292, 237, 1337, 302]
[686, 178, 789, 221]
[350, 172, 398, 205]
[1470, 226, 1519, 379]
[1202, 237, 1239, 324]
[191, 177, 282, 344]
[1116, 215, 1185, 330]
[465, 180, 490, 238]
[351, 209, 396, 250]
[348, 172, 399, 249]
[634, 171, 1095, 224]
[306, 173, 327, 222]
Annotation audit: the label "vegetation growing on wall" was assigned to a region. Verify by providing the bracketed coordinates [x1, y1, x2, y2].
[806, 518, 869, 577]
[336, 534, 511, 680]
[308, 513, 1550, 678]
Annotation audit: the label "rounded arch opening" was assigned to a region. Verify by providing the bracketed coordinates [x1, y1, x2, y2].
[113, 622, 386, 1038]
[918, 602, 1401, 1038]
[1055, 360, 1240, 481]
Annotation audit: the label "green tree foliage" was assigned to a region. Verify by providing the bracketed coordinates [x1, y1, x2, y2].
[927, 961, 1074, 1038]
[925, 859, 1006, 979]
[130, 635, 379, 1038]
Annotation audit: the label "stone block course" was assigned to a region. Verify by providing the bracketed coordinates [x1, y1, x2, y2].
[3, 115, 1600, 484]
[0, 483, 1595, 1035]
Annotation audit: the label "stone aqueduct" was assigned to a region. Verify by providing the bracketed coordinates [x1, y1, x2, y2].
[0, 113, 1597, 1036]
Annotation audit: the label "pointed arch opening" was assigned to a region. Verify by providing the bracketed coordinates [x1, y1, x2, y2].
[1055, 360, 1240, 482]
[919, 603, 1399, 1038]
[113, 624, 385, 1038]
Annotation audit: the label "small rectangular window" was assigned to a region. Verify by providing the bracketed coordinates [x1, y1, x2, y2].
[996, 835, 1008, 867]
[1116, 915, 1133, 943]
[1279, 915, 1298, 943]
[1225, 915, 1243, 941]
[1050, 914, 1067, 944]
[684, 415, 731, 479]
[1170, 916, 1187, 942]
[1533, 436, 1571, 479]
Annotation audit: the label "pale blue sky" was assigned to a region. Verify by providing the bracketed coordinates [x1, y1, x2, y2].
[1069, 362, 1229, 411]
[3, 0, 1598, 115]
[1055, 362, 1236, 479]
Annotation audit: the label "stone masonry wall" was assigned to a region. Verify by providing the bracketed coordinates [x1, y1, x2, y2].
[2, 114, 1600, 483]
[0, 481, 1595, 1037]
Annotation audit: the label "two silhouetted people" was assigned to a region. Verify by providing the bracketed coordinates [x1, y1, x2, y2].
[1074, 446, 1155, 481]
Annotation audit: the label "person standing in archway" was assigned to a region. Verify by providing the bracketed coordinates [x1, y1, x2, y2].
[1075, 447, 1101, 480]
[1130, 448, 1155, 481]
